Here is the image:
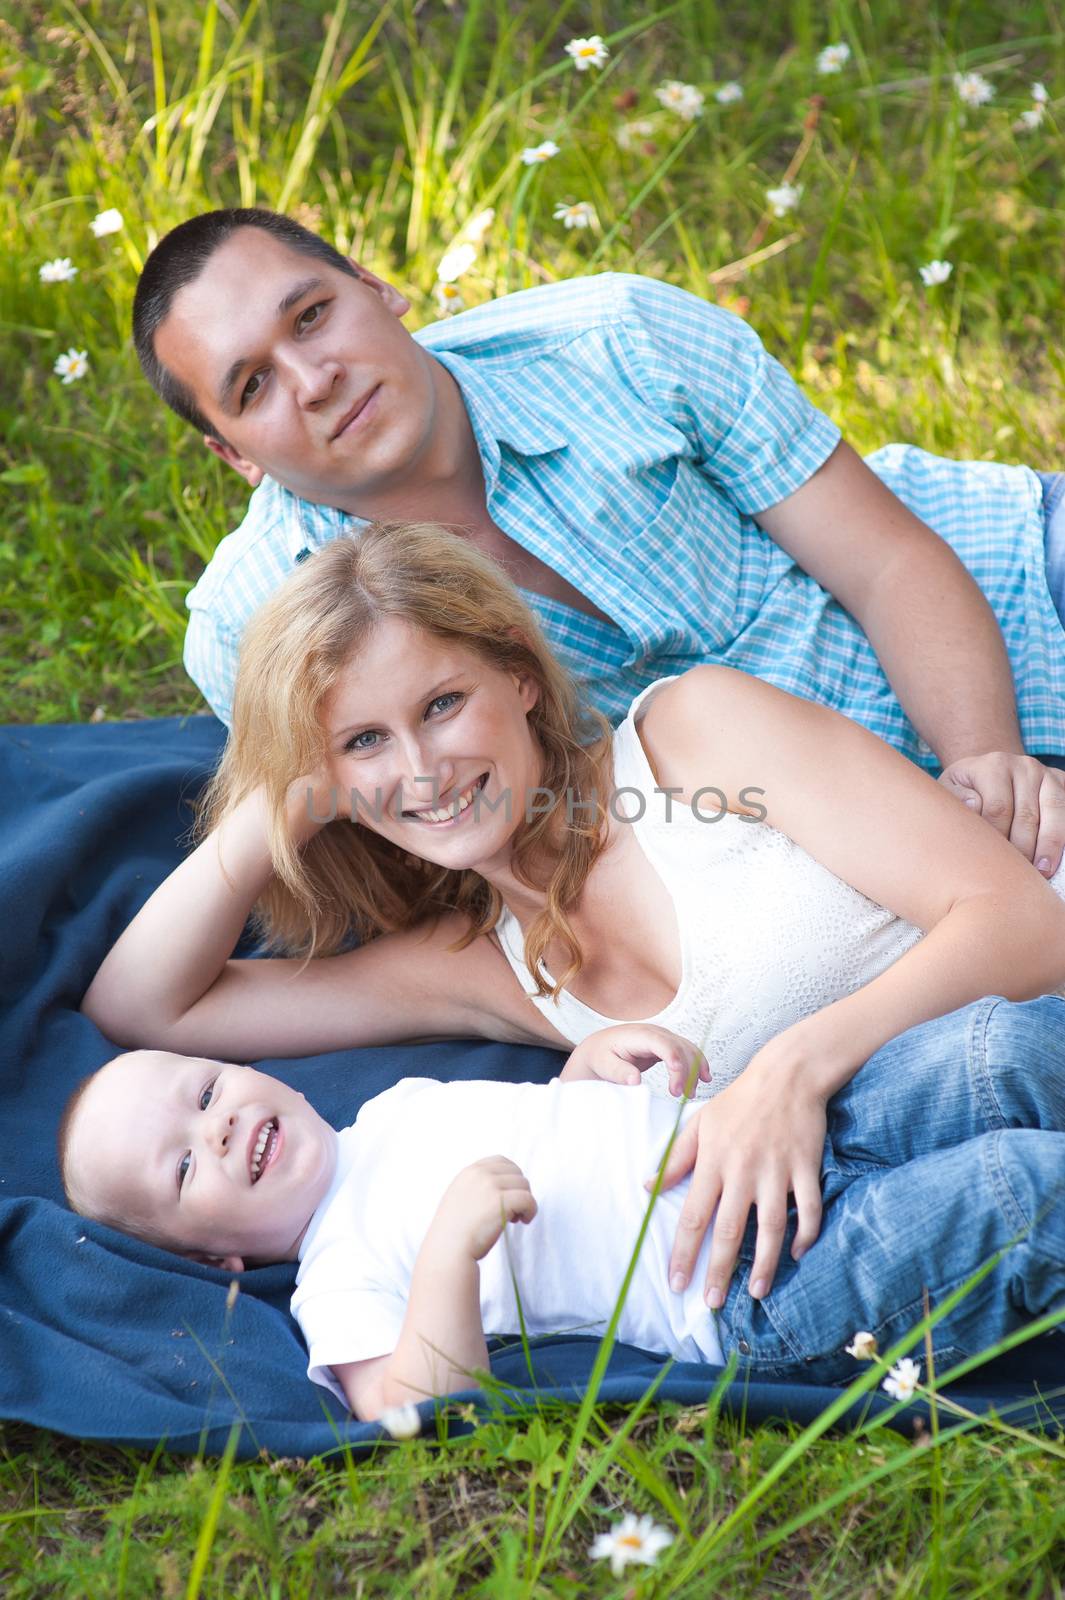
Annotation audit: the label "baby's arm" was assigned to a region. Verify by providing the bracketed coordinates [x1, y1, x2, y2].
[559, 1023, 709, 1097]
[335, 1157, 537, 1423]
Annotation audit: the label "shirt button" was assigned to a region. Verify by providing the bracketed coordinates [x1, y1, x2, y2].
[294, 547, 311, 564]
[738, 1339, 752, 1355]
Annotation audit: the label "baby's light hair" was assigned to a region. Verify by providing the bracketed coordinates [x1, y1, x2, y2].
[57, 1056, 185, 1252]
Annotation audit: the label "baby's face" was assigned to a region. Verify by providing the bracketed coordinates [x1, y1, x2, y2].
[67, 1051, 338, 1267]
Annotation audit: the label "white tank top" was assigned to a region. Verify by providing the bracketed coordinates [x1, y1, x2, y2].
[495, 676, 1065, 1100]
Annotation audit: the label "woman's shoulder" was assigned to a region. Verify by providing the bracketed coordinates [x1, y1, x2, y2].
[636, 666, 783, 817]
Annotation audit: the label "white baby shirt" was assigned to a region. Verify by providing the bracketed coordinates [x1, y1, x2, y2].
[292, 1077, 724, 1406]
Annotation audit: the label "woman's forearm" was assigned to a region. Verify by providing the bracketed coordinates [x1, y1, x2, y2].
[81, 788, 281, 1041]
[797, 887, 1065, 1098]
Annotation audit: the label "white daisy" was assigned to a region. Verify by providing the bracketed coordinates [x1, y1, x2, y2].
[53, 347, 89, 385]
[460, 207, 495, 244]
[89, 207, 124, 237]
[433, 281, 464, 316]
[1016, 105, 1046, 130]
[589, 1513, 674, 1578]
[954, 71, 995, 107]
[919, 258, 953, 286]
[616, 117, 657, 151]
[564, 35, 608, 72]
[1032, 81, 1049, 103]
[436, 242, 476, 283]
[882, 1357, 922, 1402]
[845, 1330, 879, 1361]
[553, 200, 597, 230]
[766, 181, 802, 217]
[655, 80, 706, 121]
[520, 140, 560, 165]
[817, 43, 851, 75]
[39, 257, 78, 283]
[379, 1403, 422, 1439]
[715, 81, 744, 104]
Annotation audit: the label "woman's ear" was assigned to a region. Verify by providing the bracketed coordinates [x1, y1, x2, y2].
[515, 671, 540, 713]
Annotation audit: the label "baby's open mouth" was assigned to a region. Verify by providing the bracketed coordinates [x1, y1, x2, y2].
[250, 1118, 279, 1182]
[403, 772, 488, 825]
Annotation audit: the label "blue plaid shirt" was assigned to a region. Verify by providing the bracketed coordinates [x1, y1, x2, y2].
[184, 272, 1065, 765]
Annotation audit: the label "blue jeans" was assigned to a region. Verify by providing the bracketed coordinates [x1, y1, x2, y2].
[717, 995, 1065, 1383]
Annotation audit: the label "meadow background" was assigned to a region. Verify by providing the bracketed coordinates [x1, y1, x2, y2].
[1, 0, 1064, 1593]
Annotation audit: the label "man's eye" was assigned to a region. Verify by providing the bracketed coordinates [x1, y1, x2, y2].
[178, 1152, 190, 1191]
[241, 371, 264, 407]
[198, 1080, 215, 1111]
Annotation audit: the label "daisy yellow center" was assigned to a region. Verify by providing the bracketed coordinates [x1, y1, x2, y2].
[618, 1535, 644, 1548]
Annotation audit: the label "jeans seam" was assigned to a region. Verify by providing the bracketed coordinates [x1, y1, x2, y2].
[973, 998, 1009, 1131]
[985, 1128, 1031, 1239]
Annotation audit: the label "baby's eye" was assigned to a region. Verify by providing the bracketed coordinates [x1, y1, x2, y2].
[177, 1152, 190, 1191]
[198, 1079, 216, 1111]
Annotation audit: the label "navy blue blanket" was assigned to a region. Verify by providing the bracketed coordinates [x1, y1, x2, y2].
[1, 717, 1061, 1458]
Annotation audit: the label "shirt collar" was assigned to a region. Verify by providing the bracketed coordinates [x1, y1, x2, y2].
[430, 348, 570, 475]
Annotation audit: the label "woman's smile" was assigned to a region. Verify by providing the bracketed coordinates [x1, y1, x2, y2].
[401, 771, 489, 826]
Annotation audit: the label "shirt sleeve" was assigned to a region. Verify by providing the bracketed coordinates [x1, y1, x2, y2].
[296, 1284, 408, 1405]
[182, 605, 238, 728]
[607, 274, 841, 514]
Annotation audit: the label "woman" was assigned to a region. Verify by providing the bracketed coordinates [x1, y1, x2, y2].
[82, 521, 1065, 1310]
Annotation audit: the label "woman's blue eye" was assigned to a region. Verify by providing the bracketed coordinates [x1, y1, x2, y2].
[429, 692, 463, 715]
[345, 729, 380, 753]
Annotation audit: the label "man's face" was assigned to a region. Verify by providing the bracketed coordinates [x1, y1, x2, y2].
[66, 1051, 337, 1269]
[152, 229, 439, 509]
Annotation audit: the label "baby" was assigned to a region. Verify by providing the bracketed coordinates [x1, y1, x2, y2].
[58, 1004, 1065, 1424]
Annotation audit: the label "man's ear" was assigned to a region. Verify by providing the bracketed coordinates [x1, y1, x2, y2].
[185, 1248, 246, 1273]
[202, 434, 265, 488]
[346, 258, 411, 319]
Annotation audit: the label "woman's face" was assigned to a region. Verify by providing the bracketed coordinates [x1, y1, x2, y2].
[320, 616, 544, 877]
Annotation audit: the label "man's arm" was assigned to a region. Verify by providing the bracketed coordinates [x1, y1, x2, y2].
[756, 440, 1065, 874]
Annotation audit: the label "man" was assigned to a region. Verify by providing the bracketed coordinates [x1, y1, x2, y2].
[133, 208, 1065, 874]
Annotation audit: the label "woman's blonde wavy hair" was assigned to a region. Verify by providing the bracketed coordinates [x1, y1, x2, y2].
[197, 522, 614, 997]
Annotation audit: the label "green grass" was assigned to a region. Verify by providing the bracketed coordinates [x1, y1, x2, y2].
[2, 0, 1065, 1591]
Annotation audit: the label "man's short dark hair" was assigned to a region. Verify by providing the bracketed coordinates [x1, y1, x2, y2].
[132, 208, 360, 439]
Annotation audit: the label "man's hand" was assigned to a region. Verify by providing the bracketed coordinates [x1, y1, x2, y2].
[938, 752, 1065, 877]
[428, 1156, 538, 1261]
[647, 1035, 829, 1308]
[560, 1023, 710, 1098]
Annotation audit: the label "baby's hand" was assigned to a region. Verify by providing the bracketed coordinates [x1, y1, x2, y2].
[559, 1023, 710, 1098]
[430, 1156, 538, 1261]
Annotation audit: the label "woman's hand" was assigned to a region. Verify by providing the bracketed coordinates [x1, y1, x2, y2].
[427, 1156, 538, 1262]
[559, 1024, 710, 1097]
[648, 1030, 832, 1307]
